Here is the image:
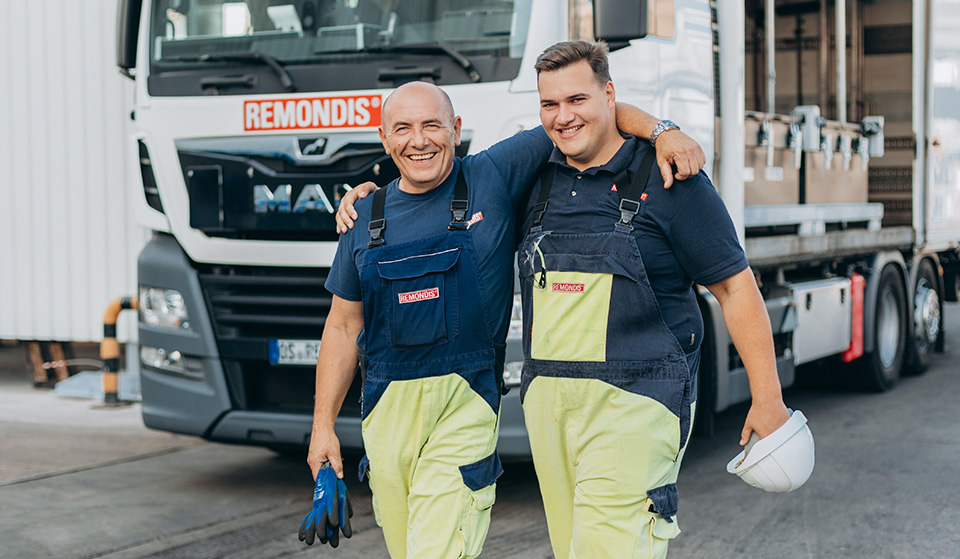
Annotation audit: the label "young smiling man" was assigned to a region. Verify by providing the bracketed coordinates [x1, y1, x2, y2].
[517, 41, 791, 559]
[309, 79, 706, 558]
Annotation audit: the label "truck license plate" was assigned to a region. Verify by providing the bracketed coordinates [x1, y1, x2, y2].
[268, 339, 321, 365]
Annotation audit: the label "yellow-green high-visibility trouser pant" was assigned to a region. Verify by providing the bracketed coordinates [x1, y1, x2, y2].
[523, 376, 695, 559]
[361, 373, 501, 559]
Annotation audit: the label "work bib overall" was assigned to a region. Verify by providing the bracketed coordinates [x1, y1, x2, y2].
[518, 150, 696, 559]
[357, 167, 504, 559]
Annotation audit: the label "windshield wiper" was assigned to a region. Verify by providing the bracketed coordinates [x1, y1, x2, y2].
[365, 41, 481, 83]
[159, 51, 296, 92]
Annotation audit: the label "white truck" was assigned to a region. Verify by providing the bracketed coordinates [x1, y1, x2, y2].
[115, 0, 959, 454]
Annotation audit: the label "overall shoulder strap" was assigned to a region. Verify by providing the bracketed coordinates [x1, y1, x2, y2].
[448, 166, 469, 230]
[527, 165, 555, 235]
[614, 148, 657, 232]
[367, 186, 388, 248]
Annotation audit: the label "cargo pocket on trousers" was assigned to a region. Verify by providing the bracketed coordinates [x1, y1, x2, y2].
[377, 247, 460, 349]
[645, 484, 681, 548]
[457, 451, 502, 558]
[358, 455, 383, 528]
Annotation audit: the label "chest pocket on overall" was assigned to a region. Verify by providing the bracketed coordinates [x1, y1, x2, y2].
[376, 247, 461, 349]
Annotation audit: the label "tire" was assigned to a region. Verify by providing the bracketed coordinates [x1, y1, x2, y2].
[851, 264, 907, 392]
[906, 260, 941, 375]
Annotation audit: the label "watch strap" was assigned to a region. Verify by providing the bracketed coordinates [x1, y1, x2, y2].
[650, 119, 680, 146]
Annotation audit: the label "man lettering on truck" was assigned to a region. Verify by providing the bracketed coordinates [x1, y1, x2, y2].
[308, 80, 705, 557]
[516, 41, 791, 559]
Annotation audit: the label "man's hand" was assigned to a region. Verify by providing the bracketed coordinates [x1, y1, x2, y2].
[308, 426, 344, 480]
[654, 129, 706, 188]
[740, 397, 791, 446]
[336, 182, 380, 233]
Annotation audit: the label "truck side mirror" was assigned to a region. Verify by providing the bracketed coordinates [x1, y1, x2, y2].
[593, 0, 648, 46]
[116, 0, 143, 77]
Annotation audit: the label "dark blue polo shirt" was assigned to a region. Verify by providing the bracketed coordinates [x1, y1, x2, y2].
[522, 136, 748, 353]
[326, 127, 554, 347]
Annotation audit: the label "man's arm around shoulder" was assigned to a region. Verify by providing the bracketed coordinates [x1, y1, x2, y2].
[614, 103, 706, 188]
[307, 295, 364, 480]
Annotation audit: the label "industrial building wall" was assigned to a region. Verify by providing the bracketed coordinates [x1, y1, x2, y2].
[0, 0, 146, 342]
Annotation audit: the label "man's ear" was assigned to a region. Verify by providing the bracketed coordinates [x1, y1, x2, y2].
[378, 126, 390, 154]
[453, 115, 463, 146]
[605, 81, 616, 108]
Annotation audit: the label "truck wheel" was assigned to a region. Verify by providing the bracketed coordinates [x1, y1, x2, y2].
[853, 265, 907, 392]
[906, 260, 941, 375]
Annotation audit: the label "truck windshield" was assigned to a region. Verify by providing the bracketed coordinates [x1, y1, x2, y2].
[149, 0, 533, 94]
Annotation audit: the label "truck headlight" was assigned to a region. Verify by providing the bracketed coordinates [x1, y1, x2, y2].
[138, 286, 192, 331]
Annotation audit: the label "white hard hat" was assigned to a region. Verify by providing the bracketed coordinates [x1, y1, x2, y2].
[726, 409, 815, 492]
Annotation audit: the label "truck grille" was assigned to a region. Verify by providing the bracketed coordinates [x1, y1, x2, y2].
[198, 264, 331, 343]
[197, 264, 361, 414]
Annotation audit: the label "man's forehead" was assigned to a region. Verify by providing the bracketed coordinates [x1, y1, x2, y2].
[537, 81, 599, 101]
[388, 113, 448, 127]
[538, 77, 606, 100]
[384, 83, 453, 119]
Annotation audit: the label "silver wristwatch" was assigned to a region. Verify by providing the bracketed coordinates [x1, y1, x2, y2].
[649, 119, 680, 146]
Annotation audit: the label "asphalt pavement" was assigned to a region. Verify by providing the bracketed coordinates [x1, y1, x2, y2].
[2, 303, 960, 558]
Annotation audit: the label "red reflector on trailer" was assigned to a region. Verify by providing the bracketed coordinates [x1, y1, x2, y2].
[841, 273, 865, 362]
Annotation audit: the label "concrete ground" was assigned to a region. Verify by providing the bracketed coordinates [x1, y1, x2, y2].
[1, 303, 960, 558]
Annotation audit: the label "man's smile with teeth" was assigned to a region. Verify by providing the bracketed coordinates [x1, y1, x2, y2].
[408, 153, 436, 161]
[559, 125, 584, 136]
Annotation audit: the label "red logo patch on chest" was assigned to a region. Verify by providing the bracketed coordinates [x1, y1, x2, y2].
[551, 282, 585, 293]
[398, 287, 440, 304]
[466, 211, 484, 228]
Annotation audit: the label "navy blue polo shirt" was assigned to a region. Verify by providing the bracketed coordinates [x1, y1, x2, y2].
[326, 127, 554, 346]
[523, 136, 748, 353]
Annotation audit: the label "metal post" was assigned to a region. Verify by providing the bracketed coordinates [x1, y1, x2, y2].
[849, 0, 860, 121]
[836, 0, 847, 123]
[796, 16, 805, 106]
[819, 0, 829, 115]
[100, 296, 138, 406]
[766, 0, 776, 115]
[717, 0, 746, 245]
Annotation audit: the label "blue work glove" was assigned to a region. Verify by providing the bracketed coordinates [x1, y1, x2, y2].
[299, 463, 353, 548]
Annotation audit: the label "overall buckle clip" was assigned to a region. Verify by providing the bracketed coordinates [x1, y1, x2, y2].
[449, 200, 469, 230]
[367, 218, 386, 247]
[618, 199, 640, 230]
